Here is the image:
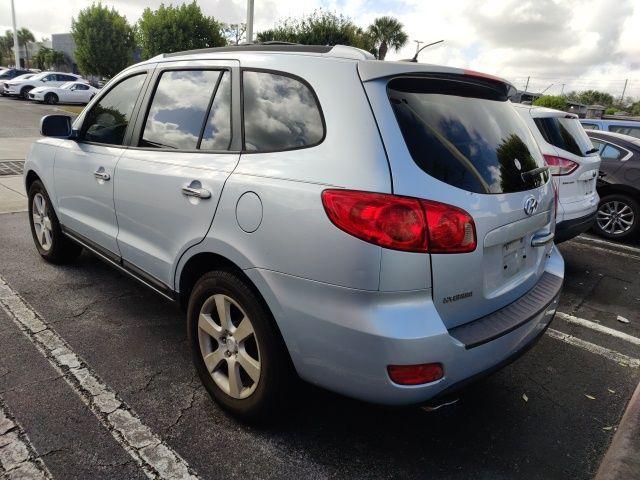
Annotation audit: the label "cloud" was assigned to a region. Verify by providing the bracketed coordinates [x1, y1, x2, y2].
[2, 0, 639, 98]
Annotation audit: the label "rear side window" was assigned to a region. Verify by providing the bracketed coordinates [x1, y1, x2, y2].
[609, 125, 640, 139]
[533, 117, 594, 157]
[591, 140, 625, 161]
[388, 76, 548, 194]
[200, 72, 232, 150]
[141, 70, 223, 150]
[82, 73, 146, 145]
[242, 70, 324, 152]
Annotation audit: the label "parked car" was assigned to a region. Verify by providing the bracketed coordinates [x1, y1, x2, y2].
[24, 44, 563, 420]
[515, 106, 601, 243]
[585, 130, 640, 240]
[28, 81, 98, 105]
[0, 68, 32, 81]
[3, 71, 85, 99]
[580, 118, 640, 139]
[0, 72, 34, 96]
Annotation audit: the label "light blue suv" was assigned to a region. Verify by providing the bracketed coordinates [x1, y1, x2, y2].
[24, 44, 564, 420]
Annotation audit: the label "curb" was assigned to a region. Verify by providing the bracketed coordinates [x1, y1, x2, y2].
[595, 381, 640, 480]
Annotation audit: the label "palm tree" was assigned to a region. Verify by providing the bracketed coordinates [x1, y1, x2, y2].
[367, 16, 408, 60]
[17, 28, 35, 67]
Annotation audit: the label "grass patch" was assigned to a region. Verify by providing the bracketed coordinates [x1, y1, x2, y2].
[57, 105, 85, 115]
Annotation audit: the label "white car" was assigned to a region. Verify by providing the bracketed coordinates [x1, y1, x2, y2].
[3, 71, 85, 99]
[515, 105, 601, 243]
[29, 81, 98, 105]
[0, 73, 34, 96]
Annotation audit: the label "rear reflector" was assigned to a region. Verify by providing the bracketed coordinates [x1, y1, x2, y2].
[321, 190, 476, 254]
[543, 154, 578, 176]
[387, 363, 444, 385]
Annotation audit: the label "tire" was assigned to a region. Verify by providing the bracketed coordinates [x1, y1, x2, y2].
[20, 86, 32, 100]
[44, 93, 58, 105]
[187, 270, 294, 421]
[594, 193, 639, 241]
[28, 180, 83, 264]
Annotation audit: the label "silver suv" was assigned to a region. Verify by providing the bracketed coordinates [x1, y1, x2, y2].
[25, 44, 564, 420]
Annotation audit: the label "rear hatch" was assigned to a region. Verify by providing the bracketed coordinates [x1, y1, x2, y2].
[362, 71, 555, 329]
[529, 111, 600, 205]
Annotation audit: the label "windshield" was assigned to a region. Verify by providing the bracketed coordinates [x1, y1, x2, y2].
[388, 76, 548, 194]
[533, 116, 595, 157]
[61, 82, 75, 89]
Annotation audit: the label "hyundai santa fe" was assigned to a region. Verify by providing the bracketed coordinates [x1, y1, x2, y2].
[24, 44, 564, 420]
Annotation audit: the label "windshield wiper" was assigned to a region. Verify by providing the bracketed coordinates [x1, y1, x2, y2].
[521, 165, 549, 180]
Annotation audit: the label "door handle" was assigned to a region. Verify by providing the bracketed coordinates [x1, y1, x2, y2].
[94, 168, 110, 181]
[181, 185, 211, 199]
[531, 231, 554, 247]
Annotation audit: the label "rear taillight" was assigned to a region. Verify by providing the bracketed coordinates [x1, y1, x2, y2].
[388, 363, 444, 385]
[321, 190, 476, 253]
[544, 154, 578, 176]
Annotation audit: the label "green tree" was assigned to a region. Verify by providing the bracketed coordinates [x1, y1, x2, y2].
[0, 32, 13, 65]
[72, 3, 135, 78]
[533, 95, 567, 110]
[605, 107, 616, 115]
[565, 89, 615, 106]
[367, 16, 408, 60]
[17, 28, 35, 67]
[257, 10, 375, 53]
[224, 23, 246, 45]
[136, 2, 226, 59]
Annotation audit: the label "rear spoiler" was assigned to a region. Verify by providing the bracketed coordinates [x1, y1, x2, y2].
[358, 61, 516, 98]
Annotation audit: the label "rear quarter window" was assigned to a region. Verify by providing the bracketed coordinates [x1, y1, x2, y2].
[388, 76, 548, 194]
[533, 117, 594, 157]
[242, 70, 324, 152]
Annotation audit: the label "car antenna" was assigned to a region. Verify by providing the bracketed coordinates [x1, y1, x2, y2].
[402, 39, 444, 63]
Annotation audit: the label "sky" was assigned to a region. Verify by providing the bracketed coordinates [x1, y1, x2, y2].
[2, 0, 639, 99]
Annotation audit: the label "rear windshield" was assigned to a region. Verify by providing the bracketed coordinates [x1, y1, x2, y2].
[533, 116, 595, 157]
[388, 76, 548, 194]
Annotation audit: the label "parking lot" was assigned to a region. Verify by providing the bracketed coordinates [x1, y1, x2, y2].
[0, 97, 639, 479]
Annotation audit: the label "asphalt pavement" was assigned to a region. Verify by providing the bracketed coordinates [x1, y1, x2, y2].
[0, 97, 639, 480]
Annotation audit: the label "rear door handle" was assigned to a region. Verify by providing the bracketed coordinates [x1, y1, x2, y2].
[181, 183, 211, 199]
[531, 232, 554, 247]
[94, 168, 110, 181]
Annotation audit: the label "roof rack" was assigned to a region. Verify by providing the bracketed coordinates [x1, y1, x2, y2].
[157, 43, 375, 61]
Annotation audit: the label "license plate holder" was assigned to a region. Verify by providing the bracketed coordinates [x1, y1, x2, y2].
[502, 237, 526, 277]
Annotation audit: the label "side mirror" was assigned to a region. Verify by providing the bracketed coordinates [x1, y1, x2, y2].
[41, 115, 74, 138]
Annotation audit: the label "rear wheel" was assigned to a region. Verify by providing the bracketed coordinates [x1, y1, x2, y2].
[594, 194, 639, 241]
[44, 93, 58, 105]
[187, 270, 294, 421]
[28, 180, 82, 263]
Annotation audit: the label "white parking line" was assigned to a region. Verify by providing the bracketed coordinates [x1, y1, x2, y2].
[569, 241, 640, 261]
[577, 234, 640, 254]
[555, 311, 640, 346]
[0, 397, 52, 479]
[0, 275, 198, 480]
[546, 329, 640, 368]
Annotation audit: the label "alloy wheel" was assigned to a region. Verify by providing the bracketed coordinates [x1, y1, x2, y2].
[197, 294, 261, 399]
[32, 193, 53, 251]
[597, 200, 635, 236]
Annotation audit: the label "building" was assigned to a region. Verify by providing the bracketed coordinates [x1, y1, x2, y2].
[51, 33, 78, 73]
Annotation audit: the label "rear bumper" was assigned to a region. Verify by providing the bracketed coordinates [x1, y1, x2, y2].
[555, 211, 596, 243]
[246, 245, 565, 405]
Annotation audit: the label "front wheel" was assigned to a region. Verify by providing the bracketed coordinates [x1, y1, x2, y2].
[28, 180, 82, 263]
[594, 194, 639, 241]
[20, 87, 32, 100]
[187, 270, 294, 421]
[44, 93, 58, 105]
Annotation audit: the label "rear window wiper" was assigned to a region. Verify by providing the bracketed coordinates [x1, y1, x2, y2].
[520, 165, 549, 181]
[585, 147, 598, 155]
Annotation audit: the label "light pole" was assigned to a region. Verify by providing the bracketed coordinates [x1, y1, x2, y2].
[246, 0, 254, 43]
[10, 0, 20, 67]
